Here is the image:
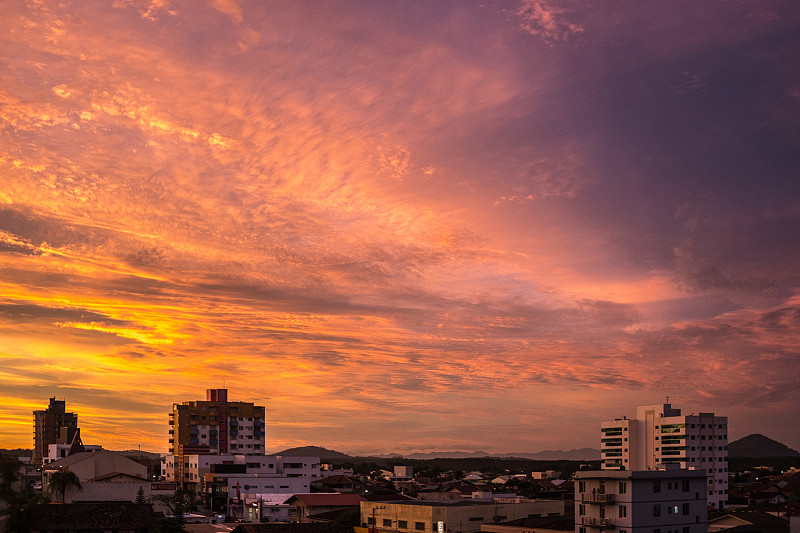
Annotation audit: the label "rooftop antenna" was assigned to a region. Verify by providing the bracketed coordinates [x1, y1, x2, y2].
[666, 395, 669, 404]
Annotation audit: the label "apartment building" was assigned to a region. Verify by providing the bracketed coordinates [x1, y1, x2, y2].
[168, 388, 265, 484]
[574, 468, 707, 533]
[600, 403, 728, 508]
[32, 397, 79, 465]
[166, 453, 321, 484]
[166, 454, 320, 514]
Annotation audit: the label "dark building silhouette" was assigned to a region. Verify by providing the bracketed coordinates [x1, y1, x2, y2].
[32, 397, 79, 465]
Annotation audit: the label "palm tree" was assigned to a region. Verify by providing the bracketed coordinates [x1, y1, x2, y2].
[47, 470, 82, 503]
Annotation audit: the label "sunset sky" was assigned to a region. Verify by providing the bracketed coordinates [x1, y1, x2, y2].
[2, 0, 799, 455]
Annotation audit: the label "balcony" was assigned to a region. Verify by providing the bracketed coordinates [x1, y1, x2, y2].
[582, 517, 615, 528]
[582, 493, 615, 504]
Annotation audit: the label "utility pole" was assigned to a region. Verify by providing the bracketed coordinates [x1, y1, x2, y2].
[372, 505, 386, 533]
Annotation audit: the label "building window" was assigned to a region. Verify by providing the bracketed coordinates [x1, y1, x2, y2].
[654, 480, 661, 493]
[415, 523, 425, 531]
[579, 505, 586, 516]
[619, 506, 627, 518]
[682, 480, 690, 492]
[399, 521, 408, 529]
[683, 503, 690, 515]
[653, 505, 661, 517]
[619, 481, 627, 494]
[579, 481, 586, 492]
[384, 519, 393, 527]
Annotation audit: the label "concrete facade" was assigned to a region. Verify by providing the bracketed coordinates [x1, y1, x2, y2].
[600, 403, 728, 508]
[574, 469, 707, 533]
[43, 443, 102, 464]
[361, 499, 564, 533]
[176, 454, 321, 515]
[168, 388, 266, 484]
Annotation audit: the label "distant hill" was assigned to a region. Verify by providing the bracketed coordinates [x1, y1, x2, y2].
[272, 446, 599, 461]
[393, 451, 493, 459]
[361, 448, 600, 460]
[500, 448, 601, 461]
[117, 450, 163, 460]
[273, 446, 353, 460]
[384, 449, 600, 460]
[0, 448, 33, 458]
[729, 434, 799, 458]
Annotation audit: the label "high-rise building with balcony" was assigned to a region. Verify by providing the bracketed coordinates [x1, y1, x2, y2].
[32, 397, 80, 465]
[600, 403, 728, 509]
[169, 388, 265, 484]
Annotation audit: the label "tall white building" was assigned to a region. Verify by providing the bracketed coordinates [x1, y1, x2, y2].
[600, 403, 728, 509]
[575, 468, 707, 533]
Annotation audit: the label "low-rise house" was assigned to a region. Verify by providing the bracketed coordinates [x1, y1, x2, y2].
[41, 450, 176, 511]
[312, 474, 361, 493]
[287, 493, 366, 523]
[532, 471, 562, 480]
[360, 499, 565, 533]
[229, 523, 354, 533]
[708, 511, 790, 533]
[481, 515, 573, 533]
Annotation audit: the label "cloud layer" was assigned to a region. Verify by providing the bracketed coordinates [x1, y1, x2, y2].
[1, 0, 799, 454]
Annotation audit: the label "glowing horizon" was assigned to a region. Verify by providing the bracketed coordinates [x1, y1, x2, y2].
[2, 0, 799, 455]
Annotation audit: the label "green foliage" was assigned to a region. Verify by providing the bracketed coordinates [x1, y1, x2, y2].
[2, 489, 48, 533]
[0, 456, 20, 494]
[156, 515, 187, 533]
[136, 485, 146, 504]
[151, 489, 187, 532]
[728, 456, 800, 474]
[336, 457, 598, 479]
[1, 455, 48, 533]
[47, 470, 82, 503]
[334, 506, 361, 527]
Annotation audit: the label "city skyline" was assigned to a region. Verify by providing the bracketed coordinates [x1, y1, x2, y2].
[2, 1, 799, 454]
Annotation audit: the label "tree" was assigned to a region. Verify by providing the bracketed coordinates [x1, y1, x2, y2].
[0, 455, 20, 493]
[136, 485, 146, 504]
[334, 506, 361, 528]
[1, 455, 49, 533]
[47, 470, 82, 503]
[3, 488, 48, 533]
[151, 490, 187, 532]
